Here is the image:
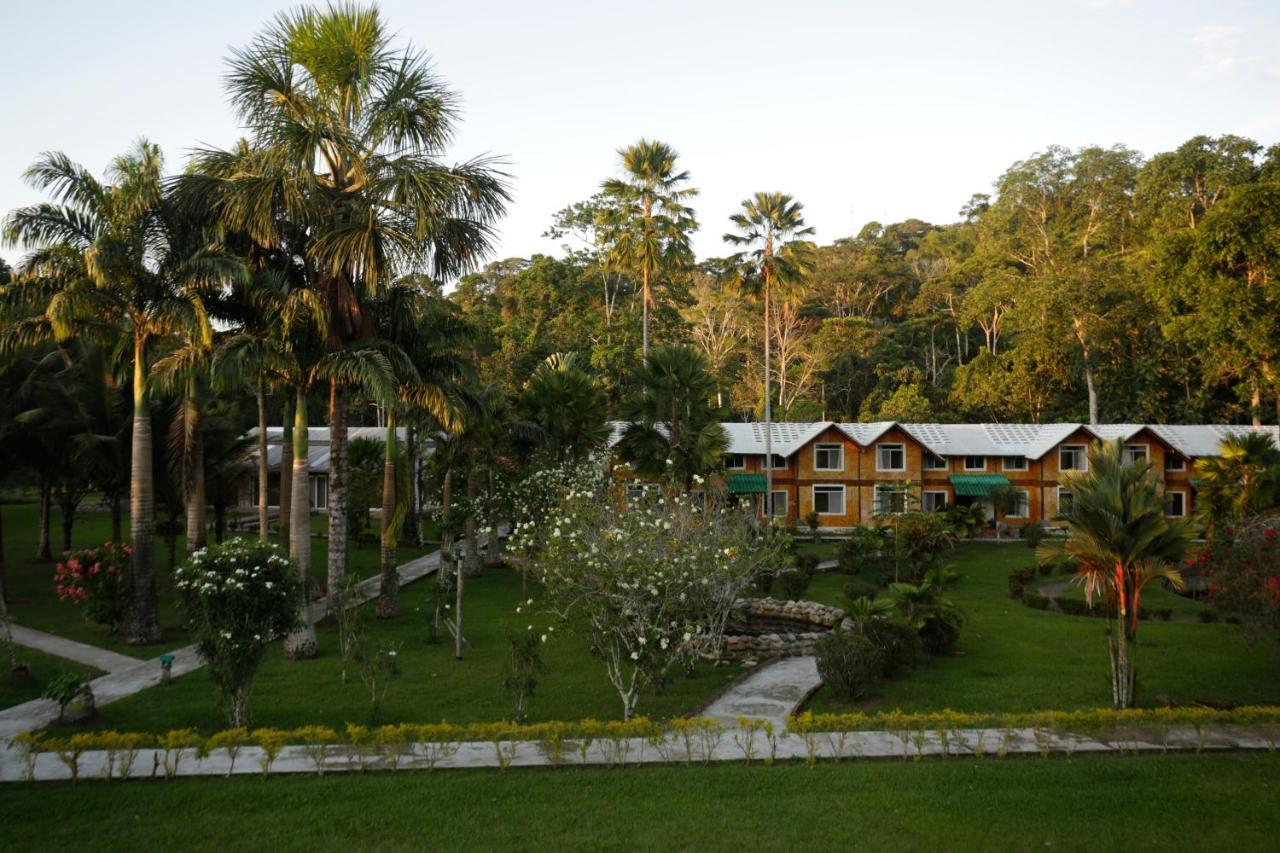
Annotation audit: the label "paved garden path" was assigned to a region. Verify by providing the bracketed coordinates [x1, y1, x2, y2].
[6, 625, 143, 674]
[701, 656, 822, 724]
[0, 548, 443, 742]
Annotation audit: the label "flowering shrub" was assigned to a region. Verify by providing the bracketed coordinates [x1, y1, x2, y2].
[514, 473, 790, 719]
[175, 538, 300, 726]
[1199, 515, 1280, 643]
[54, 542, 131, 634]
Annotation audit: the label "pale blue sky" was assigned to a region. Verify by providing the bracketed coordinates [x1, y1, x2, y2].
[2, 0, 1278, 270]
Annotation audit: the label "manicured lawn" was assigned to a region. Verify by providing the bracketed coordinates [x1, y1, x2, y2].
[804, 542, 1280, 713]
[0, 502, 428, 656]
[58, 567, 739, 734]
[0, 648, 101, 709]
[793, 539, 841, 561]
[1, 753, 1277, 851]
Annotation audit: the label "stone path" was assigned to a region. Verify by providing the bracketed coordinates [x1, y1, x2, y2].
[701, 656, 822, 724]
[0, 548, 442, 742]
[6, 625, 143, 674]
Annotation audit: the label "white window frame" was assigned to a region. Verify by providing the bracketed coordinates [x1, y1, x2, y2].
[311, 474, 328, 510]
[724, 453, 746, 471]
[813, 485, 846, 516]
[963, 455, 986, 471]
[1123, 444, 1149, 466]
[876, 443, 906, 472]
[1057, 487, 1074, 514]
[813, 443, 844, 472]
[626, 483, 648, 502]
[922, 490, 949, 513]
[764, 454, 788, 471]
[1059, 445, 1087, 472]
[769, 490, 788, 518]
[1006, 489, 1030, 518]
[874, 483, 909, 516]
[1166, 490, 1187, 518]
[1165, 454, 1186, 472]
[923, 454, 948, 471]
[1002, 456, 1028, 472]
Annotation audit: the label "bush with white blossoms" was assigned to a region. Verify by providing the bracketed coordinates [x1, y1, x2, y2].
[175, 538, 301, 726]
[515, 475, 790, 720]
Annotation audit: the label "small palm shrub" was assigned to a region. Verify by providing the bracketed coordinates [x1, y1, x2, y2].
[815, 631, 885, 701]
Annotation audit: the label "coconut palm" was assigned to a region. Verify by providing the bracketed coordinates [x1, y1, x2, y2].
[723, 193, 815, 519]
[3, 141, 234, 644]
[1194, 432, 1280, 533]
[618, 344, 728, 487]
[185, 3, 510, 601]
[598, 139, 698, 356]
[1038, 439, 1195, 707]
[520, 353, 610, 460]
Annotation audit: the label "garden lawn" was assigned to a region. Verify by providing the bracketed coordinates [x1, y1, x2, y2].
[0, 648, 101, 709]
[57, 566, 740, 734]
[804, 542, 1280, 713]
[0, 502, 428, 655]
[0, 753, 1276, 852]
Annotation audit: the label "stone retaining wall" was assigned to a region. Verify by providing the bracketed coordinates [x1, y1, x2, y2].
[720, 598, 849, 660]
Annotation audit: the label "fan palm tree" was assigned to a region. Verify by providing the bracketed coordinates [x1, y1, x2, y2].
[598, 139, 698, 356]
[723, 193, 815, 519]
[1194, 431, 1280, 534]
[1038, 439, 1195, 707]
[520, 353, 610, 460]
[184, 3, 510, 602]
[618, 344, 728, 487]
[3, 141, 233, 644]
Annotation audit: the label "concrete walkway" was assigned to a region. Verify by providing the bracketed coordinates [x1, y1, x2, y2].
[701, 656, 822, 724]
[6, 625, 143, 674]
[0, 548, 442, 742]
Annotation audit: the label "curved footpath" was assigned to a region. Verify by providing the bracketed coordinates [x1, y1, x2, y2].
[701, 656, 822, 724]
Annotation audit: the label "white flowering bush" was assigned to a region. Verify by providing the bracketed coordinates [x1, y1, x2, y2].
[515, 475, 790, 719]
[175, 538, 301, 726]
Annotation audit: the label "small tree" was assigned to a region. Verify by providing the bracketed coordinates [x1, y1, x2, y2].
[53, 542, 131, 635]
[988, 484, 1021, 542]
[1200, 515, 1280, 645]
[175, 539, 300, 726]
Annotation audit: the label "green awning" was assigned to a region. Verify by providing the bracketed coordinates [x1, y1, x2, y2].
[728, 473, 767, 494]
[949, 474, 1010, 497]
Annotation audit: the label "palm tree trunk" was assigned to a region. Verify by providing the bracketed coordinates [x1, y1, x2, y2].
[377, 410, 399, 619]
[59, 495, 75, 552]
[184, 385, 206, 555]
[464, 468, 481, 577]
[763, 271, 773, 523]
[256, 377, 269, 541]
[126, 337, 160, 645]
[35, 476, 52, 561]
[641, 264, 650, 358]
[326, 381, 349, 612]
[405, 422, 420, 547]
[279, 395, 293, 549]
[283, 386, 317, 659]
[0, 502, 7, 605]
[110, 493, 123, 543]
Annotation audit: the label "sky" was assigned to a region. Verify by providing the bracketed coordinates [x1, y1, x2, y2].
[2, 0, 1279, 271]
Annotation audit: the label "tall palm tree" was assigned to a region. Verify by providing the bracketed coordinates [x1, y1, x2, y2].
[520, 353, 610, 460]
[723, 193, 815, 519]
[3, 142, 232, 644]
[598, 139, 698, 356]
[186, 3, 510, 604]
[1039, 439, 1194, 708]
[1194, 432, 1280, 534]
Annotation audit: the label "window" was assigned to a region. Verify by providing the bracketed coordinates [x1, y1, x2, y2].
[626, 483, 648, 502]
[1166, 455, 1186, 472]
[923, 454, 948, 471]
[1167, 491, 1187, 517]
[964, 455, 986, 471]
[310, 475, 328, 510]
[876, 443, 906, 472]
[1059, 445, 1087, 472]
[874, 484, 908, 515]
[1006, 490, 1030, 518]
[1123, 444, 1149, 465]
[765, 454, 787, 471]
[768, 490, 788, 518]
[1058, 487, 1074, 514]
[922, 490, 949, 513]
[1003, 456, 1028, 472]
[813, 443, 844, 471]
[813, 485, 846, 515]
[724, 454, 746, 470]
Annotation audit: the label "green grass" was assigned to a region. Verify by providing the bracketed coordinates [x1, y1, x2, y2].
[804, 542, 1280, 713]
[0, 648, 101, 708]
[0, 502, 427, 656]
[59, 566, 739, 734]
[1, 753, 1277, 851]
[792, 539, 841, 561]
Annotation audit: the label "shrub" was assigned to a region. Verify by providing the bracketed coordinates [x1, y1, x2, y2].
[776, 569, 812, 600]
[1021, 524, 1046, 549]
[1198, 516, 1280, 643]
[864, 620, 924, 677]
[175, 539, 301, 726]
[1198, 609, 1219, 623]
[837, 525, 890, 576]
[919, 618, 962, 655]
[815, 631, 885, 701]
[1022, 593, 1051, 610]
[42, 672, 93, 724]
[794, 551, 820, 574]
[842, 581, 880, 601]
[54, 542, 131, 634]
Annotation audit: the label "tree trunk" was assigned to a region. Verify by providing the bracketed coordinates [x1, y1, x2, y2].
[1251, 383, 1262, 428]
[184, 386, 206, 555]
[326, 381, 349, 612]
[454, 548, 465, 661]
[35, 476, 52, 561]
[257, 377, 269, 542]
[0, 502, 6, 606]
[214, 503, 227, 544]
[110, 494, 123, 543]
[283, 386, 317, 659]
[464, 468, 481, 577]
[1084, 364, 1098, 426]
[763, 268, 773, 522]
[126, 338, 161, 645]
[59, 498, 76, 552]
[377, 411, 399, 619]
[405, 422, 420, 547]
[279, 396, 293, 549]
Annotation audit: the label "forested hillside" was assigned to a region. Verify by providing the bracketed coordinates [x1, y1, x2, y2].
[453, 135, 1280, 426]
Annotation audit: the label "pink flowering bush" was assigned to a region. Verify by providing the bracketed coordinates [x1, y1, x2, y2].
[54, 542, 131, 634]
[1199, 516, 1280, 643]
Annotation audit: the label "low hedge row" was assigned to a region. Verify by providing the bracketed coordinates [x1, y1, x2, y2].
[1009, 568, 1177, 621]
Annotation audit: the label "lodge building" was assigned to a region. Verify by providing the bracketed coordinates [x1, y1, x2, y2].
[611, 422, 1277, 531]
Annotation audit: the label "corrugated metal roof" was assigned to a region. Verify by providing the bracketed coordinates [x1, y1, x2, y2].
[727, 473, 767, 494]
[950, 473, 1011, 497]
